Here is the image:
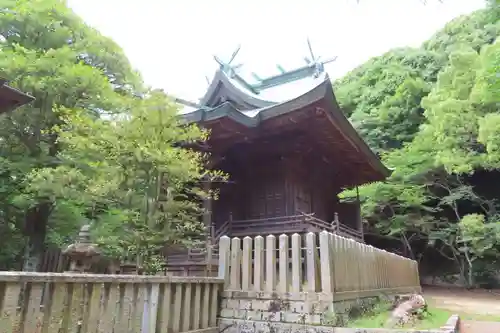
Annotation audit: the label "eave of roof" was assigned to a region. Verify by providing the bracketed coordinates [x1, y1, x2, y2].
[321, 82, 391, 179]
[0, 79, 35, 113]
[185, 74, 329, 125]
[181, 74, 391, 181]
[182, 101, 260, 127]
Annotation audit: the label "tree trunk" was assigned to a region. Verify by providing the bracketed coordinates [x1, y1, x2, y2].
[22, 203, 50, 272]
[465, 255, 474, 288]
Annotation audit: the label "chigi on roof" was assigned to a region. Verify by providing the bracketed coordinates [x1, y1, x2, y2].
[177, 40, 338, 114]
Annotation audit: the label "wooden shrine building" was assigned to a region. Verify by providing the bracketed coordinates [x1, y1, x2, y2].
[166, 47, 391, 273]
[0, 79, 34, 114]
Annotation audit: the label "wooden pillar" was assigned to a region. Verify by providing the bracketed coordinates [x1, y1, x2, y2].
[356, 186, 364, 241]
[331, 212, 340, 233]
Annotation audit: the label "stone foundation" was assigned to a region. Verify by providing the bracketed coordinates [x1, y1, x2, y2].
[219, 316, 459, 333]
[218, 318, 458, 333]
[219, 287, 421, 330]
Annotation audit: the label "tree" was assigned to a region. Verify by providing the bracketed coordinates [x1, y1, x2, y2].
[23, 91, 220, 273]
[0, 0, 141, 270]
[339, 7, 500, 287]
[335, 48, 444, 153]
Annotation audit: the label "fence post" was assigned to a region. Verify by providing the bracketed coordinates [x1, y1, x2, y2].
[393, 252, 399, 288]
[384, 250, 390, 289]
[278, 234, 290, 293]
[242, 236, 252, 290]
[266, 235, 277, 292]
[319, 231, 333, 294]
[291, 233, 302, 293]
[230, 237, 241, 290]
[305, 232, 320, 292]
[362, 243, 370, 291]
[339, 237, 349, 291]
[218, 236, 231, 287]
[348, 239, 360, 292]
[254, 235, 265, 291]
[376, 247, 383, 290]
[358, 242, 366, 291]
[329, 233, 336, 292]
[366, 244, 373, 289]
[414, 260, 421, 288]
[330, 234, 340, 292]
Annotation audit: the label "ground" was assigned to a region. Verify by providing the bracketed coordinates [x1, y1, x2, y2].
[423, 286, 500, 333]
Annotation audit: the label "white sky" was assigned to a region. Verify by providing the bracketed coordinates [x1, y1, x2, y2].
[68, 0, 486, 102]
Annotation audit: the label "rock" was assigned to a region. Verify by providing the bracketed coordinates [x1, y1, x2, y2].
[386, 293, 426, 328]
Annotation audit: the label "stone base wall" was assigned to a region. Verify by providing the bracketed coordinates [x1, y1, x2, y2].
[218, 318, 456, 333]
[219, 287, 421, 331]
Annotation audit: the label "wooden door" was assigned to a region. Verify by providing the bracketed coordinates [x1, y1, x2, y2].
[295, 185, 312, 215]
[265, 180, 285, 218]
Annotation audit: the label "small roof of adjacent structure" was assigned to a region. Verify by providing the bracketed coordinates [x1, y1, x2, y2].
[0, 79, 35, 113]
[178, 51, 391, 186]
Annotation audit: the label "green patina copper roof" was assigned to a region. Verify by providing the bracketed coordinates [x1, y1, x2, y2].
[183, 74, 331, 126]
[175, 43, 390, 184]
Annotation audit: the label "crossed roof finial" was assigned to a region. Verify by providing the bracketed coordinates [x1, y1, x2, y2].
[206, 40, 338, 91]
[213, 44, 242, 76]
[304, 38, 338, 77]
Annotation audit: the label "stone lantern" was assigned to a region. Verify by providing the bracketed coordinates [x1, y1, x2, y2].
[120, 255, 144, 275]
[63, 224, 101, 273]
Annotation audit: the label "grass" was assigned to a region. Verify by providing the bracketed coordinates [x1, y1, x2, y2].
[346, 301, 453, 329]
[458, 312, 500, 322]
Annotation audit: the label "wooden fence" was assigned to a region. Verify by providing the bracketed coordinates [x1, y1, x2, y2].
[1, 231, 421, 332]
[217, 231, 421, 299]
[0, 272, 223, 333]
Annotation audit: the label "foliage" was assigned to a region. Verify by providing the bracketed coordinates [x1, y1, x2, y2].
[24, 91, 220, 271]
[338, 6, 500, 287]
[335, 48, 443, 153]
[0, 0, 217, 272]
[0, 0, 140, 269]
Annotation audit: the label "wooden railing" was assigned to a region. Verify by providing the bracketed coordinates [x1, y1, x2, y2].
[214, 212, 363, 242]
[0, 272, 223, 333]
[213, 219, 230, 241]
[166, 248, 212, 264]
[164, 213, 363, 266]
[333, 222, 364, 241]
[228, 214, 310, 236]
[304, 214, 334, 230]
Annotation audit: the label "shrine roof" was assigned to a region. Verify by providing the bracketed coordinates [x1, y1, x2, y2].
[180, 72, 390, 182]
[181, 71, 330, 125]
[0, 79, 34, 113]
[177, 44, 391, 184]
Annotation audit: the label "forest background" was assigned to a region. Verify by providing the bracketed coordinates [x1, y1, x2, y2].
[0, 0, 499, 287]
